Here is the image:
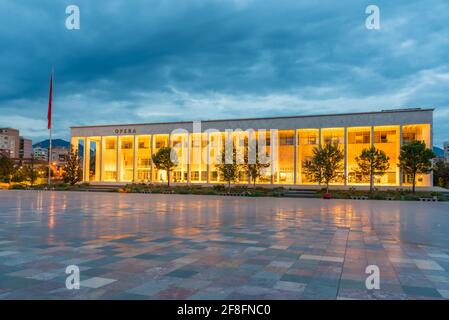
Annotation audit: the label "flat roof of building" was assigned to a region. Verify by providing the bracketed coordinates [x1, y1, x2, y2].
[70, 108, 434, 129]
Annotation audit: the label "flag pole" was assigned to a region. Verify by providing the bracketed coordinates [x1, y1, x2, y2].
[48, 67, 53, 186]
[48, 122, 52, 185]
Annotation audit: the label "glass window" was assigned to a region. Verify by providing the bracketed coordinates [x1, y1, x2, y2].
[274, 130, 294, 184]
[296, 129, 318, 184]
[102, 136, 117, 181]
[119, 136, 134, 182]
[347, 127, 371, 184]
[402, 124, 431, 186]
[190, 133, 208, 183]
[321, 128, 345, 184]
[374, 126, 399, 185]
[86, 137, 101, 182]
[171, 133, 188, 183]
[152, 134, 169, 182]
[136, 135, 151, 183]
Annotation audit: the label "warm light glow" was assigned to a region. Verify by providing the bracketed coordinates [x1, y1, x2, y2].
[72, 123, 432, 187]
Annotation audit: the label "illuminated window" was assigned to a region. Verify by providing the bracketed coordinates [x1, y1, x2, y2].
[347, 127, 371, 184]
[274, 130, 294, 184]
[119, 136, 134, 182]
[136, 135, 151, 183]
[374, 126, 399, 185]
[152, 134, 169, 182]
[102, 136, 117, 181]
[296, 129, 318, 184]
[321, 128, 344, 184]
[402, 124, 431, 186]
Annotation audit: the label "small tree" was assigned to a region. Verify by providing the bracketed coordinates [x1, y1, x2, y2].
[433, 159, 449, 189]
[399, 140, 435, 192]
[22, 157, 40, 186]
[245, 143, 270, 189]
[356, 147, 390, 192]
[303, 142, 344, 193]
[215, 145, 243, 193]
[0, 155, 15, 183]
[63, 148, 82, 185]
[152, 147, 177, 186]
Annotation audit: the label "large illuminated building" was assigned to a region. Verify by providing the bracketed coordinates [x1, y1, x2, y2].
[70, 108, 433, 188]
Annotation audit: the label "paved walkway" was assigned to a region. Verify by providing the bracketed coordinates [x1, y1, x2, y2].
[1, 190, 449, 300]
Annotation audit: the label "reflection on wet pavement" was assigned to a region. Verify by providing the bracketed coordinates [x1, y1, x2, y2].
[1, 190, 449, 299]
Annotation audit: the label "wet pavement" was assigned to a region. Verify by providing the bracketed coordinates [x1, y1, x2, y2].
[0, 190, 449, 300]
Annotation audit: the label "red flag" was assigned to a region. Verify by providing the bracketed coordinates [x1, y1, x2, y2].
[47, 72, 53, 130]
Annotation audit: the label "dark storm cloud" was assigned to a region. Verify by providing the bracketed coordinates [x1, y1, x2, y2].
[0, 0, 448, 145]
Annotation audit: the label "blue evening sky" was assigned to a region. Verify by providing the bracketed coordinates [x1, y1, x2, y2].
[0, 0, 448, 146]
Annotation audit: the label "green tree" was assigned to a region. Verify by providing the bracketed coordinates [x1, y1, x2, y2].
[152, 147, 177, 186]
[399, 140, 435, 192]
[11, 166, 26, 183]
[22, 158, 40, 186]
[63, 147, 82, 185]
[355, 147, 390, 192]
[303, 142, 344, 193]
[0, 155, 15, 183]
[215, 145, 244, 193]
[245, 142, 270, 188]
[433, 158, 449, 189]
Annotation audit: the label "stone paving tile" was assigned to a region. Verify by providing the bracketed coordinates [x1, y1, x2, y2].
[79, 277, 117, 289]
[1, 191, 449, 299]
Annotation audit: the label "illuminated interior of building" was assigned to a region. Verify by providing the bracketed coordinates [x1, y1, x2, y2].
[70, 109, 433, 188]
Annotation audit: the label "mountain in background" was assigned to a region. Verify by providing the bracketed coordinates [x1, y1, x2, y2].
[433, 146, 444, 157]
[33, 139, 70, 149]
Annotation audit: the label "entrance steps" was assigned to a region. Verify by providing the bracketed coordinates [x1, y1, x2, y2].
[282, 189, 316, 198]
[77, 185, 118, 192]
[440, 191, 449, 201]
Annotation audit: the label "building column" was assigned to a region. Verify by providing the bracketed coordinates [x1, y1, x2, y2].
[270, 130, 275, 185]
[293, 129, 297, 185]
[399, 125, 403, 187]
[99, 136, 103, 182]
[430, 123, 434, 187]
[116, 136, 119, 183]
[133, 135, 137, 183]
[83, 138, 88, 182]
[187, 132, 191, 185]
[206, 132, 210, 184]
[150, 135, 154, 184]
[371, 126, 374, 148]
[344, 127, 347, 188]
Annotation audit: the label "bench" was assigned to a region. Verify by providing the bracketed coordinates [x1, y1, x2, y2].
[419, 196, 438, 202]
[385, 196, 395, 201]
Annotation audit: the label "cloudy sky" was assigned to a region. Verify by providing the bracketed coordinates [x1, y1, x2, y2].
[1, 0, 448, 146]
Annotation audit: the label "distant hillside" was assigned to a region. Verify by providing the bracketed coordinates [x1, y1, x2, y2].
[33, 139, 70, 149]
[434, 146, 444, 157]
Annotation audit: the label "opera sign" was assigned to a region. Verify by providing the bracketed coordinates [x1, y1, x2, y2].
[114, 128, 137, 135]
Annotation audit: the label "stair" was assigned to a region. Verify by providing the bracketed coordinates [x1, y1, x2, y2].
[440, 191, 449, 201]
[283, 189, 316, 198]
[77, 185, 119, 192]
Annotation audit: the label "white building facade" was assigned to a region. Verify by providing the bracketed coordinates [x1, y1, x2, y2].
[70, 108, 434, 189]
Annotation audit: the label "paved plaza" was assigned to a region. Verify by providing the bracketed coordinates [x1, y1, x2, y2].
[1, 190, 449, 300]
